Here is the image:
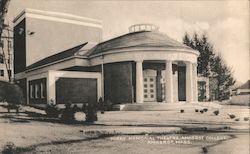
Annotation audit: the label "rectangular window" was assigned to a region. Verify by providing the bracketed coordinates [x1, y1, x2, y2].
[30, 85, 34, 98]
[0, 54, 4, 64]
[0, 70, 4, 77]
[35, 84, 39, 98]
[40, 83, 45, 98]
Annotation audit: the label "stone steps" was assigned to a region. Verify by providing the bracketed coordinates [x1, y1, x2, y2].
[114, 102, 205, 111]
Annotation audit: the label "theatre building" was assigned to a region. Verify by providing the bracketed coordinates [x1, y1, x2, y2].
[13, 9, 199, 108]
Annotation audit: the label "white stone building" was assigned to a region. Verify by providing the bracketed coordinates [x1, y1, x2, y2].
[13, 9, 199, 108]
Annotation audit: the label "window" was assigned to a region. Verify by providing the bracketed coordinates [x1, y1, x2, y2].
[0, 54, 3, 64]
[30, 85, 34, 98]
[0, 70, 4, 77]
[40, 83, 45, 98]
[35, 84, 39, 98]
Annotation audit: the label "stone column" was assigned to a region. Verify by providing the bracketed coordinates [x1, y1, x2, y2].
[186, 62, 194, 102]
[192, 63, 198, 102]
[136, 60, 144, 103]
[156, 69, 162, 102]
[173, 65, 179, 102]
[165, 60, 174, 103]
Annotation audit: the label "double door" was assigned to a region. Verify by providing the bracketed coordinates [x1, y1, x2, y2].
[143, 76, 156, 102]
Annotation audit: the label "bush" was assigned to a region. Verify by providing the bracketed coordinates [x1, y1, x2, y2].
[85, 103, 98, 122]
[0, 82, 24, 104]
[244, 117, 249, 121]
[213, 110, 219, 116]
[2, 142, 17, 154]
[235, 118, 240, 121]
[45, 104, 60, 118]
[61, 103, 75, 123]
[228, 114, 236, 119]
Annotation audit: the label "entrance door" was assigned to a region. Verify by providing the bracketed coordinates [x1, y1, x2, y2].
[143, 76, 156, 101]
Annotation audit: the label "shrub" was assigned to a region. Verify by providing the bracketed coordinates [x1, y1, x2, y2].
[200, 110, 204, 114]
[85, 103, 98, 122]
[2, 142, 17, 154]
[61, 103, 75, 123]
[195, 109, 199, 112]
[244, 117, 249, 121]
[228, 114, 236, 119]
[0, 82, 24, 105]
[203, 108, 208, 112]
[235, 118, 240, 121]
[45, 104, 60, 118]
[180, 109, 184, 113]
[213, 110, 219, 116]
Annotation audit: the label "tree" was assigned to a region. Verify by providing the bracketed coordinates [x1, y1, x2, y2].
[0, 81, 24, 104]
[210, 54, 235, 101]
[183, 33, 235, 101]
[183, 33, 214, 77]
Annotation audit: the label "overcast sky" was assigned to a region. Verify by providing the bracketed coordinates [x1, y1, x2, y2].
[6, 0, 249, 83]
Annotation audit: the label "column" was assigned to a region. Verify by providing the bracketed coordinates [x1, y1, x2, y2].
[165, 60, 174, 103]
[47, 71, 56, 105]
[186, 62, 194, 102]
[156, 69, 162, 102]
[136, 60, 144, 103]
[173, 65, 179, 102]
[192, 63, 198, 102]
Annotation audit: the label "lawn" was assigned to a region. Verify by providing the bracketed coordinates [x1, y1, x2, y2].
[0, 104, 249, 153]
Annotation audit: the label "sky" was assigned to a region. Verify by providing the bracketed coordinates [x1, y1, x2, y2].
[6, 0, 249, 83]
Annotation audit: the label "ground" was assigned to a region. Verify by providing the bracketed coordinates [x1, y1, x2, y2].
[0, 103, 249, 154]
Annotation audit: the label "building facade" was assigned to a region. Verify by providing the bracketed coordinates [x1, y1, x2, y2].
[14, 9, 199, 107]
[0, 26, 13, 82]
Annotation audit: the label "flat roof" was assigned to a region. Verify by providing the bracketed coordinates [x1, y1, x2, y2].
[13, 8, 102, 25]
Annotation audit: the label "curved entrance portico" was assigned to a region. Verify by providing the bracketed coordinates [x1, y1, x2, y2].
[88, 29, 200, 104]
[136, 59, 198, 104]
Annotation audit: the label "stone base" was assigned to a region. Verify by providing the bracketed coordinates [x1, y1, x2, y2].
[113, 102, 203, 111]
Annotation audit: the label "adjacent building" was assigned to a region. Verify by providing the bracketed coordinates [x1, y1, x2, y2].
[0, 29, 13, 82]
